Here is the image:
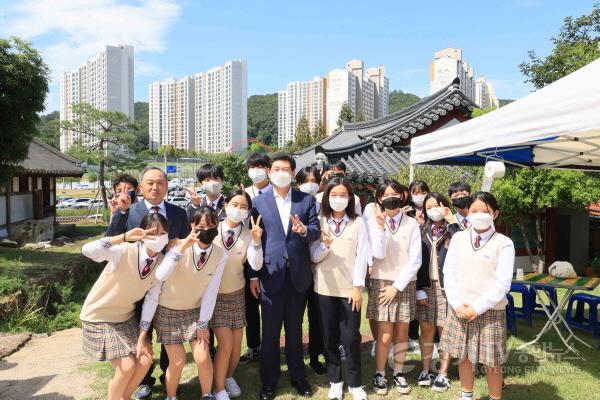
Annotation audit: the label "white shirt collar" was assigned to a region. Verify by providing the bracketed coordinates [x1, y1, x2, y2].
[254, 183, 271, 195]
[472, 226, 495, 242]
[193, 243, 213, 257]
[222, 220, 242, 235]
[274, 188, 292, 201]
[206, 194, 223, 208]
[329, 214, 349, 224]
[145, 199, 166, 213]
[386, 211, 403, 224]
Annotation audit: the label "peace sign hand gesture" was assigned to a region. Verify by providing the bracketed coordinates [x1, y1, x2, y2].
[178, 228, 201, 252]
[250, 215, 263, 243]
[373, 205, 386, 231]
[290, 214, 307, 236]
[185, 187, 201, 207]
[124, 227, 157, 242]
[321, 229, 334, 248]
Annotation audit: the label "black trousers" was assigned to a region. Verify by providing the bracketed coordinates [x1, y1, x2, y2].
[306, 282, 324, 361]
[244, 264, 261, 349]
[317, 293, 362, 388]
[260, 270, 307, 385]
[134, 299, 168, 388]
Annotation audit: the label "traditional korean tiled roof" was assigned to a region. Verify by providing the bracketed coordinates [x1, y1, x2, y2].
[14, 139, 85, 177]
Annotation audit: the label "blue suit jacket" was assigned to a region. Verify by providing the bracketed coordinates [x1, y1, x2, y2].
[106, 200, 191, 239]
[251, 187, 320, 294]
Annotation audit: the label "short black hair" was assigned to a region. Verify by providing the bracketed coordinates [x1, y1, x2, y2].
[409, 180, 429, 194]
[295, 166, 322, 185]
[196, 163, 224, 182]
[140, 212, 169, 233]
[224, 189, 253, 210]
[189, 205, 219, 227]
[448, 181, 472, 197]
[375, 178, 409, 207]
[270, 153, 296, 170]
[320, 177, 357, 220]
[246, 153, 271, 169]
[112, 173, 138, 191]
[322, 160, 347, 173]
[470, 191, 499, 212]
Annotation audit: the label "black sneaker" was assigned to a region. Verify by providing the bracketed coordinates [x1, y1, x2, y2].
[339, 345, 347, 361]
[239, 347, 260, 365]
[431, 374, 450, 392]
[393, 373, 411, 395]
[201, 394, 216, 400]
[417, 370, 435, 387]
[373, 373, 388, 395]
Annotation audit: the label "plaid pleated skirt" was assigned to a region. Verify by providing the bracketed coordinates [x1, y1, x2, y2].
[367, 279, 416, 323]
[210, 288, 246, 329]
[415, 280, 448, 328]
[155, 305, 200, 345]
[439, 307, 507, 367]
[81, 317, 138, 361]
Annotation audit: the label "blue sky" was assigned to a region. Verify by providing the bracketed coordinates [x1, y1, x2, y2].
[1, 0, 597, 112]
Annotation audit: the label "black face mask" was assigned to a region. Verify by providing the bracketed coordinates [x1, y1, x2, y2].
[382, 197, 403, 210]
[451, 196, 470, 209]
[197, 227, 219, 245]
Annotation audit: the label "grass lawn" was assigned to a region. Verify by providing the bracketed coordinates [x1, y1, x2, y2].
[84, 286, 600, 400]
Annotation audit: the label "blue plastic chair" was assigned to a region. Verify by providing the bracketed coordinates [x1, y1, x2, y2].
[506, 293, 517, 336]
[529, 286, 558, 316]
[509, 283, 533, 326]
[565, 292, 600, 338]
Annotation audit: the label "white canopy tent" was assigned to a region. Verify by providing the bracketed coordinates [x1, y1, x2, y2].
[410, 58, 600, 171]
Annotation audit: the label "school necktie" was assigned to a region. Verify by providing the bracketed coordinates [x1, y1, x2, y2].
[141, 258, 153, 278]
[463, 218, 470, 229]
[474, 235, 481, 249]
[150, 206, 160, 214]
[225, 230, 235, 247]
[389, 218, 396, 231]
[333, 220, 342, 235]
[198, 251, 207, 267]
[258, 190, 263, 195]
[432, 225, 446, 239]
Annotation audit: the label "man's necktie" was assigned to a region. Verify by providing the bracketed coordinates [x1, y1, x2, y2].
[150, 206, 160, 214]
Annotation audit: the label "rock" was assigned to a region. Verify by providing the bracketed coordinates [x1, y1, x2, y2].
[23, 243, 48, 250]
[0, 332, 32, 359]
[0, 239, 19, 248]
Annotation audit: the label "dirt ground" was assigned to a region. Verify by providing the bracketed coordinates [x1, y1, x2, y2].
[0, 328, 94, 400]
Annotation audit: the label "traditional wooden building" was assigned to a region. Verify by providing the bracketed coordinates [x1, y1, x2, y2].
[0, 139, 85, 243]
[295, 78, 477, 181]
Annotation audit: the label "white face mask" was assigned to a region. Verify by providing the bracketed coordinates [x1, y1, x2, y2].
[469, 212, 494, 230]
[227, 206, 249, 223]
[426, 207, 444, 222]
[144, 233, 169, 252]
[299, 182, 320, 195]
[202, 180, 222, 196]
[270, 171, 292, 188]
[329, 197, 349, 212]
[248, 168, 267, 184]
[412, 194, 426, 208]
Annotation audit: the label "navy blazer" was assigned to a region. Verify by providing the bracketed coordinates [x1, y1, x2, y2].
[416, 222, 460, 290]
[251, 187, 320, 294]
[106, 200, 191, 239]
[186, 194, 227, 222]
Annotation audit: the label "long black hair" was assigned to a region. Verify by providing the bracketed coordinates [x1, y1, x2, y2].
[375, 178, 409, 208]
[320, 177, 357, 220]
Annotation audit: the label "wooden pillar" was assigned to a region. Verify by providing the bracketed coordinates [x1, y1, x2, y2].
[6, 179, 11, 236]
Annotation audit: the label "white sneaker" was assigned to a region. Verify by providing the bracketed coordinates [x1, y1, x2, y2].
[349, 386, 368, 400]
[224, 377, 242, 397]
[328, 381, 344, 400]
[409, 339, 420, 353]
[215, 390, 230, 400]
[370, 341, 376, 358]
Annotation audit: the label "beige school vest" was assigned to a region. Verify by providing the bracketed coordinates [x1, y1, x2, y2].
[80, 242, 162, 323]
[426, 233, 444, 281]
[314, 217, 363, 297]
[455, 229, 512, 310]
[371, 215, 419, 282]
[216, 221, 251, 294]
[159, 245, 225, 310]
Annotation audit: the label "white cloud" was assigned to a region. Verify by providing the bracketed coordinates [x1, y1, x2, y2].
[2, 0, 181, 110]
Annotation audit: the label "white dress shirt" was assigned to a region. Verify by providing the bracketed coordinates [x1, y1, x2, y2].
[455, 213, 470, 229]
[250, 183, 272, 197]
[370, 212, 422, 292]
[310, 215, 371, 287]
[274, 188, 293, 235]
[443, 227, 516, 316]
[141, 243, 228, 326]
[144, 199, 167, 218]
[221, 220, 263, 271]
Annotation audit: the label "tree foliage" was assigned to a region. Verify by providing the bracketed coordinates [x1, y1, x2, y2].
[0, 37, 50, 182]
[519, 3, 600, 89]
[248, 93, 277, 146]
[388, 90, 420, 114]
[132, 101, 150, 153]
[294, 116, 312, 149]
[204, 153, 250, 194]
[36, 111, 60, 149]
[337, 102, 354, 128]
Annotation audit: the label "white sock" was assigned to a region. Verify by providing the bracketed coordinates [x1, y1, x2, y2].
[376, 370, 385, 376]
[394, 368, 403, 376]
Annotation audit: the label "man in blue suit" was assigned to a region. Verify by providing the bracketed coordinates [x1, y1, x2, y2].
[249, 153, 320, 400]
[106, 166, 190, 400]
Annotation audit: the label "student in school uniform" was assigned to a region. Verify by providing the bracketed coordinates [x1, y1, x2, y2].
[295, 165, 327, 375]
[211, 190, 264, 400]
[316, 160, 362, 216]
[448, 182, 472, 230]
[368, 179, 422, 395]
[310, 177, 370, 400]
[187, 163, 227, 221]
[142, 206, 228, 400]
[414, 192, 459, 392]
[240, 153, 272, 365]
[80, 213, 169, 400]
[440, 192, 515, 400]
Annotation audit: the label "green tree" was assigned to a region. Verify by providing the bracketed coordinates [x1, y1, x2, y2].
[337, 102, 354, 128]
[355, 111, 366, 122]
[294, 116, 312, 149]
[471, 107, 496, 118]
[312, 120, 326, 143]
[132, 101, 150, 153]
[519, 4, 600, 89]
[0, 37, 49, 182]
[36, 111, 60, 149]
[499, 99, 515, 107]
[61, 103, 143, 207]
[388, 90, 420, 113]
[205, 153, 249, 194]
[248, 93, 277, 146]
[395, 165, 482, 196]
